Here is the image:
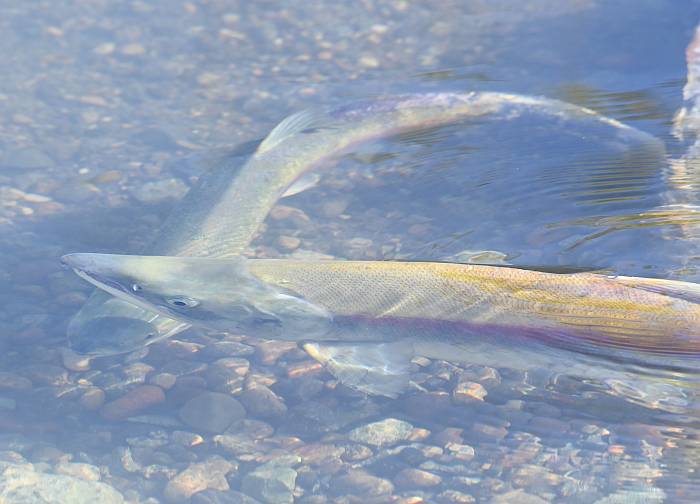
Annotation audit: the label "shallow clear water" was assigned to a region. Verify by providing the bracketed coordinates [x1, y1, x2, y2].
[2, 1, 700, 503]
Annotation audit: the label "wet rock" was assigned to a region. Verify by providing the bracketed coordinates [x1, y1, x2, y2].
[394, 468, 442, 489]
[60, 348, 91, 372]
[200, 341, 255, 359]
[241, 461, 297, 504]
[149, 372, 177, 390]
[164, 456, 236, 502]
[131, 178, 188, 203]
[0, 462, 123, 503]
[254, 340, 298, 365]
[20, 364, 68, 387]
[277, 235, 301, 251]
[54, 462, 101, 481]
[100, 385, 165, 421]
[178, 391, 246, 433]
[192, 489, 262, 504]
[452, 381, 487, 403]
[171, 431, 204, 448]
[205, 358, 249, 394]
[470, 421, 508, 442]
[490, 489, 548, 504]
[445, 442, 475, 461]
[348, 418, 414, 447]
[240, 384, 287, 419]
[438, 490, 476, 503]
[330, 469, 394, 497]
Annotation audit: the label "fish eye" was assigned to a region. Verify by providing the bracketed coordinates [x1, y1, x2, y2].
[166, 296, 200, 308]
[132, 283, 142, 292]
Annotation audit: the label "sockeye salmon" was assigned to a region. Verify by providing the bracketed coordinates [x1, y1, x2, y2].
[62, 253, 700, 399]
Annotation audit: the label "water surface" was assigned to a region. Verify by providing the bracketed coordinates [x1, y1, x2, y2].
[1, 1, 700, 503]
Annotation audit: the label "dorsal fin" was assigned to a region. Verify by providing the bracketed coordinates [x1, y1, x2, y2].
[256, 108, 337, 155]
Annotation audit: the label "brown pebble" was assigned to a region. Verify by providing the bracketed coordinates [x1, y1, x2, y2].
[90, 170, 122, 184]
[254, 340, 297, 365]
[286, 360, 323, 378]
[79, 388, 105, 411]
[149, 372, 177, 390]
[60, 347, 91, 372]
[269, 205, 310, 225]
[437, 490, 476, 503]
[164, 456, 235, 502]
[277, 235, 301, 251]
[331, 469, 394, 497]
[100, 385, 165, 421]
[452, 381, 487, 403]
[239, 384, 287, 419]
[432, 427, 464, 446]
[395, 468, 442, 489]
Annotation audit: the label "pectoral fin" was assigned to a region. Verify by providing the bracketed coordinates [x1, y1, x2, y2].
[281, 172, 321, 197]
[302, 341, 416, 398]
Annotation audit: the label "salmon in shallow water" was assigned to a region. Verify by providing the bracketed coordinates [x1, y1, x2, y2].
[63, 253, 700, 399]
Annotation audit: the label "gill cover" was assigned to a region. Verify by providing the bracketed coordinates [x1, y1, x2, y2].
[62, 253, 333, 337]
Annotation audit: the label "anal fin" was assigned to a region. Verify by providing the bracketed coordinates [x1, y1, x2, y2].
[303, 341, 415, 398]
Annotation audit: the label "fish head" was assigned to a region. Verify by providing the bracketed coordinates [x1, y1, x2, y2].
[62, 253, 332, 341]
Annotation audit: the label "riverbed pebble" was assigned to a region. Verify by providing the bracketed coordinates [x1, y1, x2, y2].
[100, 385, 165, 421]
[348, 418, 415, 447]
[241, 461, 298, 504]
[178, 391, 246, 433]
[164, 456, 236, 502]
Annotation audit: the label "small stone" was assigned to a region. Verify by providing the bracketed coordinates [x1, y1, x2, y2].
[54, 462, 101, 481]
[200, 341, 255, 359]
[197, 72, 223, 86]
[239, 384, 287, 419]
[164, 456, 235, 502]
[79, 388, 105, 411]
[100, 385, 165, 421]
[452, 381, 487, 403]
[171, 431, 204, 447]
[438, 490, 476, 503]
[269, 205, 310, 225]
[131, 178, 188, 203]
[178, 391, 246, 433]
[0, 463, 123, 503]
[490, 489, 548, 504]
[471, 422, 508, 441]
[93, 42, 115, 55]
[121, 43, 146, 56]
[286, 361, 323, 378]
[90, 170, 122, 184]
[331, 469, 394, 497]
[20, 365, 68, 387]
[348, 418, 414, 447]
[254, 340, 298, 365]
[359, 55, 380, 68]
[394, 468, 442, 489]
[445, 442, 475, 461]
[149, 373, 177, 390]
[277, 235, 301, 251]
[61, 347, 91, 372]
[242, 461, 297, 504]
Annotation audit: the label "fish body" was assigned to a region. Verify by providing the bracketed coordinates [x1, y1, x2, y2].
[63, 253, 700, 401]
[67, 92, 663, 356]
